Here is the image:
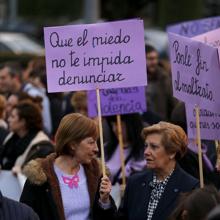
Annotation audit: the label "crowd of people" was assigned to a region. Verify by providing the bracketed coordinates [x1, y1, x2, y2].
[0, 44, 220, 220]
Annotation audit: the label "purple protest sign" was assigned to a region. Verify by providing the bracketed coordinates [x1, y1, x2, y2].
[44, 19, 147, 93]
[186, 104, 220, 140]
[167, 16, 220, 37]
[193, 28, 220, 64]
[168, 32, 220, 111]
[87, 86, 146, 117]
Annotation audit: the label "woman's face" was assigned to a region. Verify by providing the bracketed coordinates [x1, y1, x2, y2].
[144, 133, 175, 171]
[8, 108, 25, 133]
[6, 95, 18, 119]
[74, 137, 98, 164]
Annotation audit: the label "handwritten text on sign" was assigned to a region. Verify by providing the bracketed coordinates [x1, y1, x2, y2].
[44, 19, 147, 92]
[167, 16, 220, 37]
[168, 33, 220, 110]
[87, 86, 146, 117]
[186, 104, 220, 140]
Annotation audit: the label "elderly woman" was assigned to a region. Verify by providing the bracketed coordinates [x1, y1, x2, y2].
[20, 113, 116, 220]
[109, 121, 199, 220]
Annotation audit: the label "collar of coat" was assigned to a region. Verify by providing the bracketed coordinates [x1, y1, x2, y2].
[23, 153, 106, 220]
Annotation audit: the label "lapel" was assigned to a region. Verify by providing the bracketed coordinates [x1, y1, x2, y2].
[153, 164, 183, 219]
[131, 170, 153, 219]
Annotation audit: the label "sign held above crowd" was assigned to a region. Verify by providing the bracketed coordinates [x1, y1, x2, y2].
[44, 19, 147, 92]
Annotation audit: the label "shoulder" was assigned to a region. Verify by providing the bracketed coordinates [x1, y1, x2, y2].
[175, 164, 199, 188]
[127, 169, 151, 184]
[3, 196, 39, 219]
[22, 155, 51, 185]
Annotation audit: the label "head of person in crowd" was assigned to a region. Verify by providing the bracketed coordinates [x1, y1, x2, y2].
[28, 67, 47, 90]
[145, 44, 159, 76]
[0, 94, 7, 129]
[169, 185, 220, 220]
[142, 121, 187, 179]
[0, 61, 23, 95]
[22, 57, 46, 83]
[0, 94, 6, 120]
[207, 204, 220, 220]
[55, 113, 99, 164]
[8, 100, 43, 137]
[71, 91, 88, 116]
[105, 113, 145, 161]
[5, 92, 42, 120]
[20, 112, 114, 220]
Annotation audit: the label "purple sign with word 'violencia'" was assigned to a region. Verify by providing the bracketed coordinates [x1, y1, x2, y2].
[44, 19, 147, 93]
[87, 86, 146, 117]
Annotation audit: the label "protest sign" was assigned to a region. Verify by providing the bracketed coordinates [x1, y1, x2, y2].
[168, 32, 220, 111]
[186, 104, 220, 140]
[193, 28, 220, 64]
[0, 170, 22, 201]
[44, 19, 147, 92]
[87, 86, 146, 117]
[167, 16, 220, 37]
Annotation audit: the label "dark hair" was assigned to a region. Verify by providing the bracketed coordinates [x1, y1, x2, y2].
[169, 185, 220, 220]
[170, 101, 187, 134]
[14, 100, 43, 131]
[29, 67, 47, 88]
[207, 205, 220, 220]
[145, 44, 157, 54]
[0, 61, 22, 81]
[105, 113, 145, 161]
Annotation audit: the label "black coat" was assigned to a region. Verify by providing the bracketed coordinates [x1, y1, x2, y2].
[20, 153, 116, 220]
[117, 164, 199, 220]
[0, 191, 39, 220]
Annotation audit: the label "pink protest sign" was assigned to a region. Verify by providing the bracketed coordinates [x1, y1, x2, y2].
[44, 19, 147, 92]
[193, 28, 220, 64]
[167, 16, 220, 37]
[87, 86, 146, 117]
[186, 104, 220, 140]
[168, 32, 220, 111]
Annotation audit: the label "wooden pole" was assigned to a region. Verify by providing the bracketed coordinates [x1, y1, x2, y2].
[215, 140, 220, 170]
[116, 114, 126, 191]
[96, 88, 106, 176]
[195, 105, 204, 188]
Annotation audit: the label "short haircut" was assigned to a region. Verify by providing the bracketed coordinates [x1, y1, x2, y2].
[0, 61, 22, 81]
[14, 100, 43, 131]
[145, 44, 157, 54]
[55, 113, 98, 155]
[142, 121, 187, 160]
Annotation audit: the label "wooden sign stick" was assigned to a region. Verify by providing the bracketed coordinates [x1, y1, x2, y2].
[96, 88, 106, 176]
[195, 105, 204, 188]
[116, 114, 126, 191]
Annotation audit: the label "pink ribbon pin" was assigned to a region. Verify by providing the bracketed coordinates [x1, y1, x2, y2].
[62, 174, 79, 189]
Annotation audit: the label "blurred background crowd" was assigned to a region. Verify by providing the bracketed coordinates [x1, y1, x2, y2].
[1, 0, 220, 220]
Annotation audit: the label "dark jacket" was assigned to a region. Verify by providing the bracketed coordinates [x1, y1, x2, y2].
[0, 191, 39, 220]
[20, 153, 116, 220]
[117, 164, 199, 220]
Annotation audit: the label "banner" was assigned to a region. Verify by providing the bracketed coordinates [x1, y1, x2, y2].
[87, 86, 146, 117]
[44, 19, 147, 92]
[167, 16, 220, 37]
[168, 32, 220, 110]
[186, 104, 220, 140]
